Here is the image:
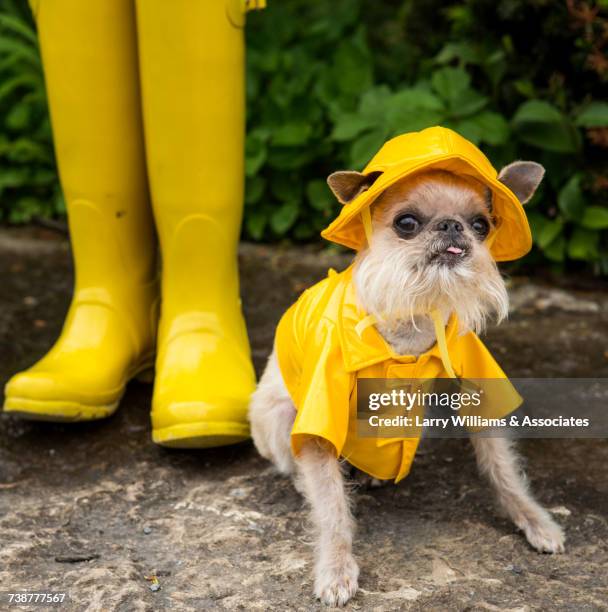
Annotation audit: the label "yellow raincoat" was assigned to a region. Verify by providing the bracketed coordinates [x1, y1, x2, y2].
[276, 266, 521, 482]
[275, 127, 528, 482]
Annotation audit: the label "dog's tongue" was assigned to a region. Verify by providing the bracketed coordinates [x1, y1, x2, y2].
[446, 246, 463, 254]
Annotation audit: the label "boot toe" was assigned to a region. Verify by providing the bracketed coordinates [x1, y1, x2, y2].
[151, 324, 255, 448]
[4, 369, 121, 421]
[151, 396, 251, 448]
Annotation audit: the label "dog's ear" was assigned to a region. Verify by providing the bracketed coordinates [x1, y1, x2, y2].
[498, 161, 545, 204]
[327, 171, 382, 204]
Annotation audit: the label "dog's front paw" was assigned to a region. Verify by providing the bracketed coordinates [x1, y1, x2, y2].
[315, 555, 359, 607]
[522, 515, 566, 554]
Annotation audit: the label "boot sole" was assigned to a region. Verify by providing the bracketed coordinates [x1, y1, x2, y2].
[2, 361, 154, 422]
[152, 421, 250, 448]
[3, 397, 119, 422]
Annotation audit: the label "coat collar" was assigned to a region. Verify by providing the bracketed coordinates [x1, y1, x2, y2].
[335, 266, 459, 373]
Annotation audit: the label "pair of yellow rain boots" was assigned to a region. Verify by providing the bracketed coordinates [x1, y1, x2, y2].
[3, 0, 257, 448]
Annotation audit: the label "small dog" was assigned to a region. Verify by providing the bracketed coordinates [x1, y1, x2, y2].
[249, 156, 565, 606]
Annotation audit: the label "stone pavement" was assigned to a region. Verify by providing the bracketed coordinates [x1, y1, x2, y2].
[1, 229, 607, 611]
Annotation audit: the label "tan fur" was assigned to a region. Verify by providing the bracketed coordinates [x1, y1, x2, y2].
[249, 351, 295, 476]
[471, 436, 565, 553]
[295, 439, 359, 606]
[249, 167, 564, 607]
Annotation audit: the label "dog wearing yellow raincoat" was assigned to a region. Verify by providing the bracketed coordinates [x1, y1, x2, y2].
[249, 127, 565, 607]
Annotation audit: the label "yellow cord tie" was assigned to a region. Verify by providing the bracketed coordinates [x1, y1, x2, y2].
[355, 313, 378, 337]
[361, 208, 373, 245]
[430, 308, 457, 378]
[355, 309, 457, 379]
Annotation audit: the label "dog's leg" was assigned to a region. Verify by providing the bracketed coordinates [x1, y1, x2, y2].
[249, 349, 297, 475]
[471, 436, 565, 553]
[295, 439, 359, 607]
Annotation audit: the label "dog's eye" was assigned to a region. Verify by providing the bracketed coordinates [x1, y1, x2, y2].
[394, 214, 420, 236]
[471, 216, 489, 238]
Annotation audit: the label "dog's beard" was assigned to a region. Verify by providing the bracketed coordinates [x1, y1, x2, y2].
[353, 234, 508, 335]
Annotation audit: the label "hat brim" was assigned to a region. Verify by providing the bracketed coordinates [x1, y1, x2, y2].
[321, 153, 532, 262]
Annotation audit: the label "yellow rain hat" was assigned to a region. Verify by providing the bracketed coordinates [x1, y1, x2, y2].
[321, 126, 532, 261]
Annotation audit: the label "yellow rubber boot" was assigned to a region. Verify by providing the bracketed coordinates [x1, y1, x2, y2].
[3, 0, 158, 421]
[136, 0, 255, 447]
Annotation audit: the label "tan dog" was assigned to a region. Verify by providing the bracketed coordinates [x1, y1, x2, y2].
[249, 163, 565, 607]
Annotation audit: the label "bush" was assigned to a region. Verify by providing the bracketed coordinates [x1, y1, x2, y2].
[0, 0, 62, 223]
[1, 0, 607, 273]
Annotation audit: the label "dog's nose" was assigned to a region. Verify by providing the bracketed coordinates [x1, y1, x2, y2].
[435, 218, 464, 234]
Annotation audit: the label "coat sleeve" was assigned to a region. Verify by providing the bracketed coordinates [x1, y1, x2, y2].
[275, 278, 352, 459]
[274, 299, 305, 404]
[455, 332, 522, 421]
[275, 277, 331, 402]
[288, 319, 352, 458]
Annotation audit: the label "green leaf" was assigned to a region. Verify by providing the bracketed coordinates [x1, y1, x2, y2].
[306, 179, 334, 211]
[450, 117, 483, 145]
[568, 227, 599, 261]
[385, 88, 445, 132]
[5, 138, 52, 163]
[435, 42, 483, 66]
[8, 196, 44, 223]
[483, 49, 507, 89]
[266, 146, 317, 170]
[246, 210, 268, 240]
[557, 174, 586, 221]
[270, 201, 299, 234]
[54, 190, 66, 215]
[543, 235, 566, 262]
[474, 111, 510, 145]
[451, 111, 507, 145]
[245, 131, 267, 177]
[0, 167, 29, 190]
[512, 100, 581, 153]
[0, 13, 38, 44]
[331, 113, 375, 141]
[358, 85, 392, 120]
[580, 206, 608, 229]
[431, 67, 470, 104]
[333, 38, 373, 96]
[447, 88, 488, 117]
[388, 88, 444, 112]
[5, 103, 30, 131]
[0, 73, 40, 102]
[536, 217, 564, 249]
[31, 168, 56, 186]
[513, 79, 536, 99]
[349, 129, 387, 169]
[388, 108, 445, 134]
[0, 37, 40, 66]
[271, 122, 312, 147]
[245, 176, 266, 205]
[574, 102, 608, 128]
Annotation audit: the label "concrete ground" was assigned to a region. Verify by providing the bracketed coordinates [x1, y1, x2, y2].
[1, 228, 607, 611]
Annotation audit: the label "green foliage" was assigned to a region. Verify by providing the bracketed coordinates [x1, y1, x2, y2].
[0, 0, 607, 273]
[0, 0, 61, 223]
[512, 100, 581, 153]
